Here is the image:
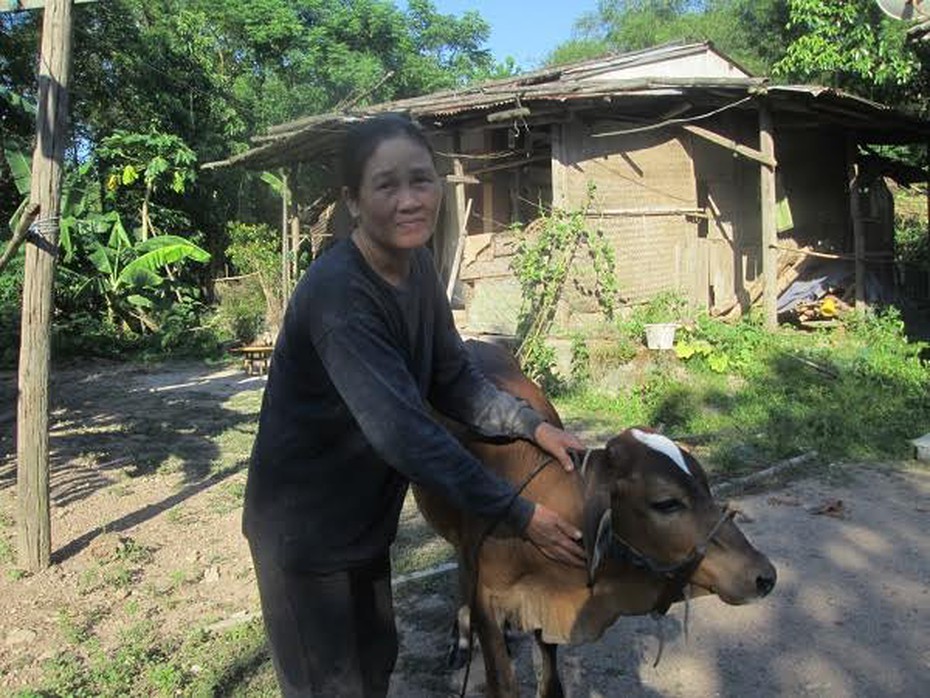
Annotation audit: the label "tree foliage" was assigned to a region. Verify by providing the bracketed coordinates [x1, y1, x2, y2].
[773, 0, 927, 110]
[561, 0, 792, 76]
[0, 0, 505, 358]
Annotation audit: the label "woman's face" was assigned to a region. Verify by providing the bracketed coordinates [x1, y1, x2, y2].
[346, 135, 442, 253]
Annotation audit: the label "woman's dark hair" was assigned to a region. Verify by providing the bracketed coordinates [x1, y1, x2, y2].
[341, 113, 435, 198]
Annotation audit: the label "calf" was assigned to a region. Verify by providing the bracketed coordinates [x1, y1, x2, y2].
[413, 340, 776, 697]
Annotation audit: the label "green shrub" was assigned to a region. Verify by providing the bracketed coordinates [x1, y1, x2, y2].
[569, 333, 591, 387]
[214, 277, 267, 345]
[0, 253, 23, 367]
[895, 213, 929, 267]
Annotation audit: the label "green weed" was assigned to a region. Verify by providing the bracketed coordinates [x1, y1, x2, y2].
[557, 307, 930, 475]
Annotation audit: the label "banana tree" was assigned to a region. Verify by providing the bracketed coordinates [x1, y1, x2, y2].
[60, 210, 210, 333]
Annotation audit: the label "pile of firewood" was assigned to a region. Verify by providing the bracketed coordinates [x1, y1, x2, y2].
[788, 293, 851, 323]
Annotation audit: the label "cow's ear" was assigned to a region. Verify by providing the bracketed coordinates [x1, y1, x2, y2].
[603, 433, 637, 481]
[582, 448, 612, 586]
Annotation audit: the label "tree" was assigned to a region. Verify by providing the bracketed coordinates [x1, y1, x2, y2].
[773, 0, 925, 109]
[554, 0, 792, 77]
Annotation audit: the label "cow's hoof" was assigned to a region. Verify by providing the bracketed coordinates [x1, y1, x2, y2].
[446, 642, 469, 670]
[446, 620, 470, 670]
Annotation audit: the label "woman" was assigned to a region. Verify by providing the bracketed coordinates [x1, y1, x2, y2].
[243, 113, 586, 698]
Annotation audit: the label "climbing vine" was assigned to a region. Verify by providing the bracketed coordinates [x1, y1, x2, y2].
[510, 184, 618, 388]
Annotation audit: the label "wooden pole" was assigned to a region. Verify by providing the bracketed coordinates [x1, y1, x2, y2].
[759, 103, 777, 330]
[280, 169, 290, 313]
[288, 167, 300, 286]
[446, 198, 473, 301]
[444, 157, 467, 289]
[16, 0, 73, 572]
[847, 138, 866, 310]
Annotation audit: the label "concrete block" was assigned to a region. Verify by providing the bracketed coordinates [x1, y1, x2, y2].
[911, 433, 930, 462]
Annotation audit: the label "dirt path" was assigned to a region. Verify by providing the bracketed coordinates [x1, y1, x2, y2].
[1, 362, 928, 696]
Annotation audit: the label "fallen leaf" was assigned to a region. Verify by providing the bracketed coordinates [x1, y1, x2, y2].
[767, 496, 801, 507]
[809, 499, 846, 519]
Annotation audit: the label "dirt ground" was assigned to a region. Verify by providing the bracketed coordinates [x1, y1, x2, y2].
[1, 361, 928, 697]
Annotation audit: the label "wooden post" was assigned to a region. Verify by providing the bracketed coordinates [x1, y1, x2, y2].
[16, 0, 74, 572]
[445, 157, 467, 289]
[446, 198, 473, 301]
[280, 169, 290, 313]
[478, 130, 492, 234]
[759, 103, 778, 329]
[847, 138, 866, 310]
[288, 167, 300, 286]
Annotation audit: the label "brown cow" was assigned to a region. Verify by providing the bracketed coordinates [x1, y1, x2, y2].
[413, 340, 776, 697]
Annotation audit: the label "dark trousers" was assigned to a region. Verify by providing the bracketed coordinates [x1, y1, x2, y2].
[249, 542, 397, 698]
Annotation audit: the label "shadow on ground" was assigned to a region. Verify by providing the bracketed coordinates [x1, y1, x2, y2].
[0, 359, 263, 561]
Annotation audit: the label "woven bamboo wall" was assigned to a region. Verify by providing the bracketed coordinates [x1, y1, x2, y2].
[559, 121, 700, 306]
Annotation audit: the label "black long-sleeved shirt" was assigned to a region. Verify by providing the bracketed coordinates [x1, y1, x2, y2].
[243, 239, 543, 572]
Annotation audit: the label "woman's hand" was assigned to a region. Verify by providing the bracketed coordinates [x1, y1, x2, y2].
[533, 421, 586, 472]
[524, 504, 586, 568]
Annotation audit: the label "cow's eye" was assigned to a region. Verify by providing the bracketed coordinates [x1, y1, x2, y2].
[650, 498, 685, 514]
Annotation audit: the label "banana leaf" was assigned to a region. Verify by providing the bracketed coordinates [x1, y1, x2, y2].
[259, 171, 285, 197]
[119, 235, 210, 288]
[3, 143, 32, 197]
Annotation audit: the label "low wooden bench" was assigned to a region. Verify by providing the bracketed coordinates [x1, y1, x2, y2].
[231, 345, 273, 376]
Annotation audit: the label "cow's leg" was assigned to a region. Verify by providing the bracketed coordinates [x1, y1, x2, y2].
[447, 550, 472, 670]
[473, 586, 518, 697]
[532, 630, 563, 698]
[447, 602, 471, 669]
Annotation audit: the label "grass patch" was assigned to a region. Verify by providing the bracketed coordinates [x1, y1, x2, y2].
[18, 618, 277, 698]
[556, 309, 930, 477]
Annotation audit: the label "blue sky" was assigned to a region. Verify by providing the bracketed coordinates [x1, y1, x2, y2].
[405, 0, 602, 69]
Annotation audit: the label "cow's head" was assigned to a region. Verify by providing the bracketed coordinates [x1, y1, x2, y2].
[580, 428, 776, 606]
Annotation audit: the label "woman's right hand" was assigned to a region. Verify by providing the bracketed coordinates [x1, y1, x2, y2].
[523, 504, 586, 568]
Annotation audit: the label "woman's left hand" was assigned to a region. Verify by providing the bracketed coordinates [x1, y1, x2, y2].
[533, 422, 586, 472]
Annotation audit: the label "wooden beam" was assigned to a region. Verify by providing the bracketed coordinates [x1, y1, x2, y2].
[847, 138, 866, 310]
[468, 154, 549, 177]
[17, 0, 73, 572]
[682, 124, 777, 168]
[770, 244, 892, 262]
[759, 104, 778, 330]
[486, 107, 531, 123]
[595, 207, 708, 219]
[445, 174, 479, 185]
[1, 0, 94, 11]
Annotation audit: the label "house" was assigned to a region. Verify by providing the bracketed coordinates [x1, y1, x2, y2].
[204, 42, 930, 339]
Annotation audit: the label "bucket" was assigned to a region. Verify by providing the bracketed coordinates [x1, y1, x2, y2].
[644, 323, 678, 350]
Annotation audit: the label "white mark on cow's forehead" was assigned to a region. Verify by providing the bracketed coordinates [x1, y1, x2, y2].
[630, 429, 691, 477]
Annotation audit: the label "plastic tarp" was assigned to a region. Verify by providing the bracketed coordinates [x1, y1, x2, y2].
[776, 259, 893, 313]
